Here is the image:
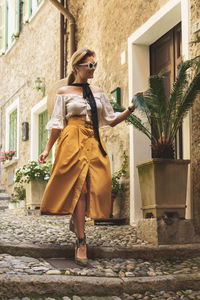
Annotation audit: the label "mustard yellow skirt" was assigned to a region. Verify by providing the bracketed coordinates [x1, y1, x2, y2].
[40, 116, 112, 219]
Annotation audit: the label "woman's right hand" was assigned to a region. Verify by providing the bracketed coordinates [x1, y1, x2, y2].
[38, 150, 49, 164]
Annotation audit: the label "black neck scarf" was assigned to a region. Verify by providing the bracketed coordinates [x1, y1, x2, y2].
[69, 82, 107, 157]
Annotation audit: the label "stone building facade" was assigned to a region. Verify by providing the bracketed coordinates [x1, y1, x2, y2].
[0, 0, 199, 225]
[190, 0, 200, 229]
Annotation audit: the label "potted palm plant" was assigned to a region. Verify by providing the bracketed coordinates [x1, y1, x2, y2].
[125, 56, 200, 219]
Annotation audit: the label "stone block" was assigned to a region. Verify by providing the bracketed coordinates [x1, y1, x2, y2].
[137, 218, 200, 245]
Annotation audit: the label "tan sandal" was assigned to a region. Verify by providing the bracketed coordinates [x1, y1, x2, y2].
[75, 235, 88, 266]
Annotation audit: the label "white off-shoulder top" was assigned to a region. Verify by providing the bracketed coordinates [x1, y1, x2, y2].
[46, 92, 121, 130]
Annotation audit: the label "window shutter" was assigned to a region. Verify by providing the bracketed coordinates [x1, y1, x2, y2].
[14, 0, 20, 35]
[38, 110, 52, 160]
[0, 2, 4, 52]
[23, 0, 32, 23]
[5, 0, 8, 50]
[28, 0, 32, 17]
[37, 0, 42, 6]
[9, 109, 17, 156]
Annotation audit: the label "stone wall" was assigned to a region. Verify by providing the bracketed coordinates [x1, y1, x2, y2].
[0, 0, 60, 193]
[190, 0, 200, 232]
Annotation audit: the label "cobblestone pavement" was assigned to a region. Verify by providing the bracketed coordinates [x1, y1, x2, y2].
[6, 291, 200, 299]
[0, 210, 144, 247]
[1, 210, 200, 299]
[1, 253, 200, 277]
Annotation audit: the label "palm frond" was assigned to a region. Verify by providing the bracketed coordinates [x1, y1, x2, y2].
[147, 76, 167, 139]
[169, 72, 200, 142]
[132, 92, 152, 125]
[125, 114, 155, 142]
[166, 60, 192, 139]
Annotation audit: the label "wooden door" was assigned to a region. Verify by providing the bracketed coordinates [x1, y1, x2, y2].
[150, 23, 182, 158]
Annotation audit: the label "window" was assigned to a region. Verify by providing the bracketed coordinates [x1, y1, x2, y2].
[24, 0, 44, 23]
[0, 0, 44, 54]
[0, 0, 8, 54]
[0, 0, 20, 54]
[38, 110, 52, 160]
[31, 97, 54, 162]
[6, 98, 19, 159]
[7, 0, 20, 48]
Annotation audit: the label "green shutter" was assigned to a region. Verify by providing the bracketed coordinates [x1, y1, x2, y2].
[38, 110, 52, 160]
[23, 0, 32, 23]
[9, 109, 17, 156]
[14, 0, 20, 35]
[0, 3, 3, 52]
[37, 0, 42, 6]
[5, 0, 8, 50]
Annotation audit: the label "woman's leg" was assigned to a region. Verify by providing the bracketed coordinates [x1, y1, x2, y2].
[72, 180, 87, 258]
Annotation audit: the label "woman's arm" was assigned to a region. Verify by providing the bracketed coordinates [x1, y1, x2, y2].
[110, 103, 135, 127]
[38, 128, 61, 163]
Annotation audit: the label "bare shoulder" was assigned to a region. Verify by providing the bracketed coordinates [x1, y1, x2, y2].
[90, 85, 104, 94]
[56, 86, 73, 94]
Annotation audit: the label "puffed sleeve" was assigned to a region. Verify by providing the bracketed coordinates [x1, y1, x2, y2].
[99, 92, 121, 128]
[46, 94, 66, 130]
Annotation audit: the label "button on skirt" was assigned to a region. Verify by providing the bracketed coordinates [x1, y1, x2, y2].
[40, 116, 112, 219]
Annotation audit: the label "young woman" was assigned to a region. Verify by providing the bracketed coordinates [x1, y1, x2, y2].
[38, 47, 136, 266]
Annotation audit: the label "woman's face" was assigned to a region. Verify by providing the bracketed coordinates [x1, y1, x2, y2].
[75, 56, 97, 81]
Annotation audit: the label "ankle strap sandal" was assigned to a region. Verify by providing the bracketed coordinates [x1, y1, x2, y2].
[76, 234, 86, 247]
[75, 234, 88, 266]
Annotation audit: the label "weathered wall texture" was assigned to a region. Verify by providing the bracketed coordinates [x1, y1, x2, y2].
[190, 0, 200, 231]
[0, 1, 60, 192]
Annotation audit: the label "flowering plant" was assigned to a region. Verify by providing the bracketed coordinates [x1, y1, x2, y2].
[15, 160, 52, 184]
[7, 195, 20, 204]
[0, 150, 16, 162]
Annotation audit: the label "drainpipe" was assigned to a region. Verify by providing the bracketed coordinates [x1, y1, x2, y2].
[60, 0, 64, 79]
[48, 0, 75, 59]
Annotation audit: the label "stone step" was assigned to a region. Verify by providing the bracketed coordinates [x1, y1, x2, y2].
[0, 188, 5, 193]
[0, 206, 8, 210]
[0, 195, 11, 200]
[0, 241, 200, 260]
[0, 273, 200, 299]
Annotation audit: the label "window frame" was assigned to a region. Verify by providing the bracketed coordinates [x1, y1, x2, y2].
[38, 109, 52, 161]
[0, 0, 8, 55]
[5, 97, 20, 159]
[31, 97, 55, 162]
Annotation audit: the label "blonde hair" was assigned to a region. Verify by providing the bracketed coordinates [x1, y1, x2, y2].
[67, 47, 96, 85]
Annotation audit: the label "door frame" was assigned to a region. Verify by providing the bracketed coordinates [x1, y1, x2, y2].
[127, 0, 190, 224]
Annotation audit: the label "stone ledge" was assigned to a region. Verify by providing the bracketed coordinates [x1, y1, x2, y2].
[0, 241, 200, 260]
[0, 273, 200, 298]
[3, 159, 18, 168]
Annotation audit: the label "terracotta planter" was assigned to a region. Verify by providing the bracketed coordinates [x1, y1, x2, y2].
[25, 181, 47, 209]
[137, 159, 190, 219]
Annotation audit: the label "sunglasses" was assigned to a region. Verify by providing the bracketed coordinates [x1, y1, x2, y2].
[78, 61, 97, 70]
